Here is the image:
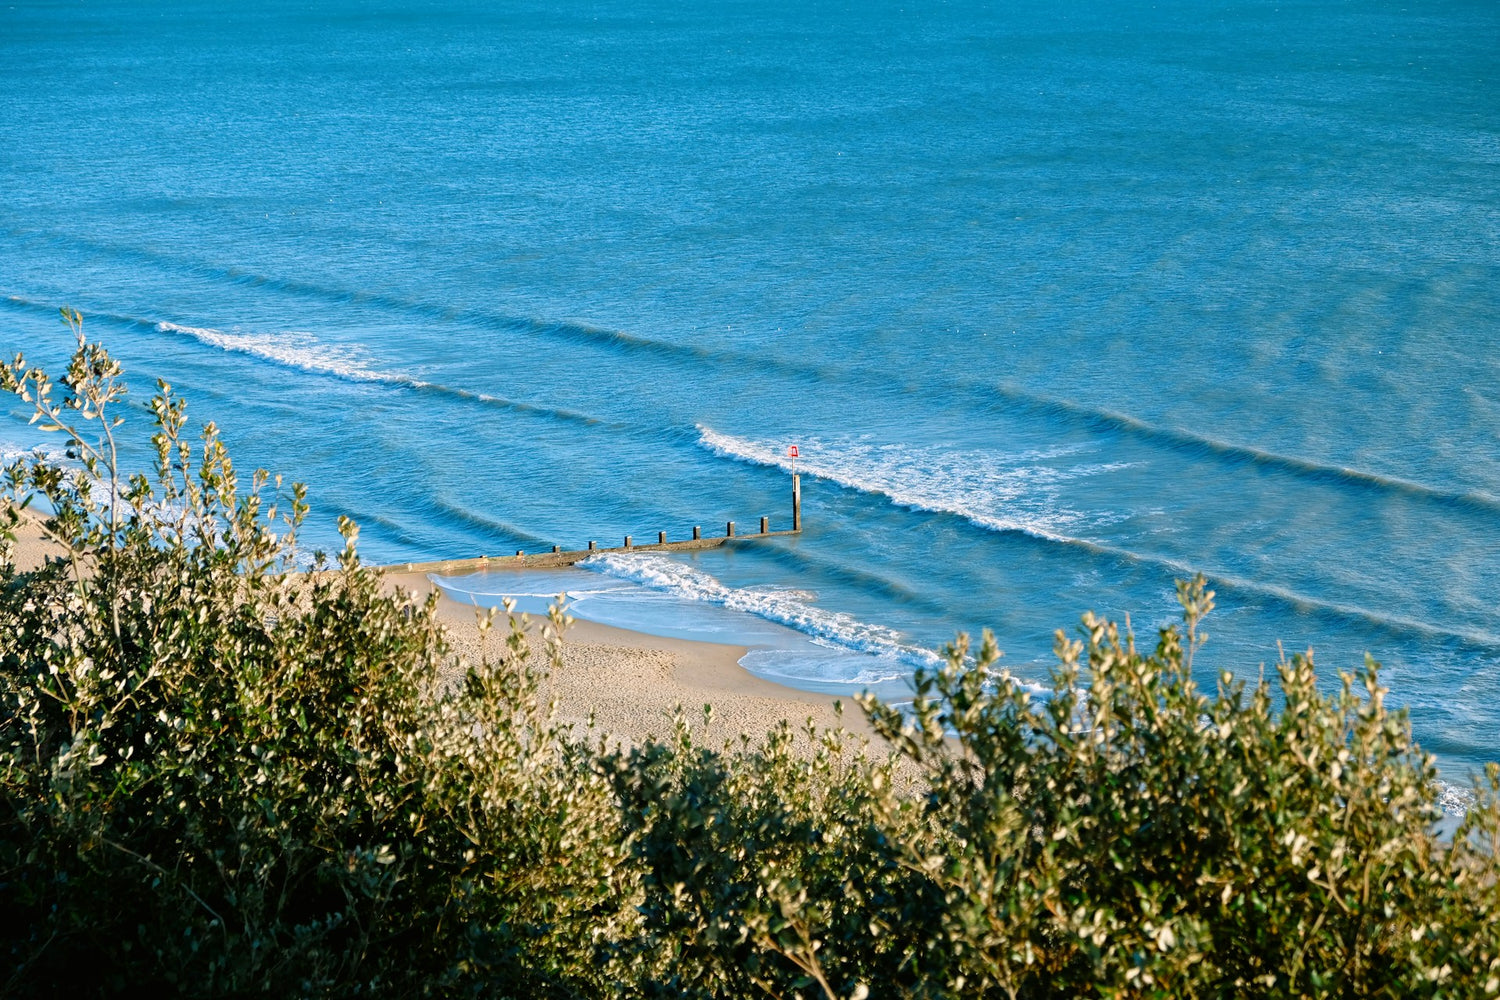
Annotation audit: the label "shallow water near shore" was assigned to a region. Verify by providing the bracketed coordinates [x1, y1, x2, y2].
[433, 560, 931, 701]
[2, 1, 1498, 793]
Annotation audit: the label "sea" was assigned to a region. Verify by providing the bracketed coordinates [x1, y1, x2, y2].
[2, 0, 1497, 802]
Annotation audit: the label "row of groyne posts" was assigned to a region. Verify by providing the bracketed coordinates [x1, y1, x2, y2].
[392, 469, 802, 576]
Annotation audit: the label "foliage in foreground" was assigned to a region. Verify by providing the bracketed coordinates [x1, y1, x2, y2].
[1, 322, 1499, 998]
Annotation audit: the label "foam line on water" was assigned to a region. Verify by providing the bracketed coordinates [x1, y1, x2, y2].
[0, 296, 620, 430]
[1437, 780, 1477, 817]
[156, 321, 384, 382]
[2, 237, 821, 383]
[0, 440, 63, 464]
[981, 382, 1500, 516]
[697, 427, 1500, 651]
[705, 535, 963, 622]
[15, 254, 1488, 524]
[149, 320, 613, 428]
[581, 551, 943, 672]
[698, 425, 1123, 543]
[10, 248, 1493, 513]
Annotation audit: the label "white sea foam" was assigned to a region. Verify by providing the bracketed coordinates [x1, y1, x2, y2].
[0, 440, 63, 466]
[156, 321, 394, 384]
[696, 425, 1128, 543]
[1436, 780, 1477, 816]
[695, 426, 1500, 648]
[152, 321, 586, 422]
[582, 551, 939, 674]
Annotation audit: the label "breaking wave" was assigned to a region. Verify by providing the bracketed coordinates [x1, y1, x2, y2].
[582, 551, 940, 674]
[696, 426, 1500, 650]
[152, 321, 610, 427]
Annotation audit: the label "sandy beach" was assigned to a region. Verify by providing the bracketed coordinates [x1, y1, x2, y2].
[6, 509, 70, 574]
[5, 511, 869, 747]
[383, 565, 871, 747]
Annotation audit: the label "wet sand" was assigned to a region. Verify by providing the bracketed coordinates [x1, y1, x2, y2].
[383, 566, 873, 746]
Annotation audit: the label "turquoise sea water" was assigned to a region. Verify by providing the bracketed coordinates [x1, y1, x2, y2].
[2, 1, 1497, 792]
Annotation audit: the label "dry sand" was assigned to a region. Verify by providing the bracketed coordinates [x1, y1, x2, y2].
[383, 566, 875, 747]
[5, 509, 72, 574]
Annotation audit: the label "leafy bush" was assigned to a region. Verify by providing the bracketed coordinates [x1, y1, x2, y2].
[2, 317, 1498, 998]
[602, 708, 932, 998]
[853, 603, 1500, 998]
[602, 598, 1500, 999]
[0, 315, 640, 996]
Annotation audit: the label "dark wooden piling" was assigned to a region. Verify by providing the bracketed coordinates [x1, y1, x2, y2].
[383, 475, 805, 575]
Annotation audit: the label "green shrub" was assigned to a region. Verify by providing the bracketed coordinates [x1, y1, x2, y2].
[855, 597, 1500, 998]
[0, 314, 639, 997]
[601, 707, 935, 998]
[3, 316, 1498, 998]
[598, 597, 1500, 999]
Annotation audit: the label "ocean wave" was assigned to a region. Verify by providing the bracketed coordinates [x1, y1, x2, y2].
[1436, 780, 1477, 817]
[697, 426, 1500, 651]
[417, 493, 557, 551]
[697, 425, 1126, 542]
[0, 297, 616, 429]
[581, 551, 942, 673]
[985, 382, 1500, 516]
[9, 263, 1498, 518]
[0, 440, 64, 465]
[710, 537, 963, 620]
[150, 320, 610, 427]
[156, 321, 388, 382]
[3, 237, 745, 370]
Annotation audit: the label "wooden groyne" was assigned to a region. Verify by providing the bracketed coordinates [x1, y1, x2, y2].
[386, 473, 803, 576]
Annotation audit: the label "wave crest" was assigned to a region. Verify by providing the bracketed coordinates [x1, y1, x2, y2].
[156, 321, 387, 382]
[150, 319, 609, 426]
[582, 551, 940, 672]
[696, 426, 1500, 650]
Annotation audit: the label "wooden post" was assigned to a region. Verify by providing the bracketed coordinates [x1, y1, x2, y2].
[588, 541, 597, 552]
[760, 516, 768, 534]
[793, 473, 801, 532]
[658, 531, 666, 544]
[726, 521, 735, 537]
[693, 526, 701, 540]
[516, 549, 523, 557]
[624, 535, 632, 548]
[552, 545, 560, 553]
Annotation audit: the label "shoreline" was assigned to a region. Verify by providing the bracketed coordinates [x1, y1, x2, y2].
[5, 515, 870, 749]
[8, 513, 1482, 813]
[383, 565, 873, 746]
[3, 515, 872, 746]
